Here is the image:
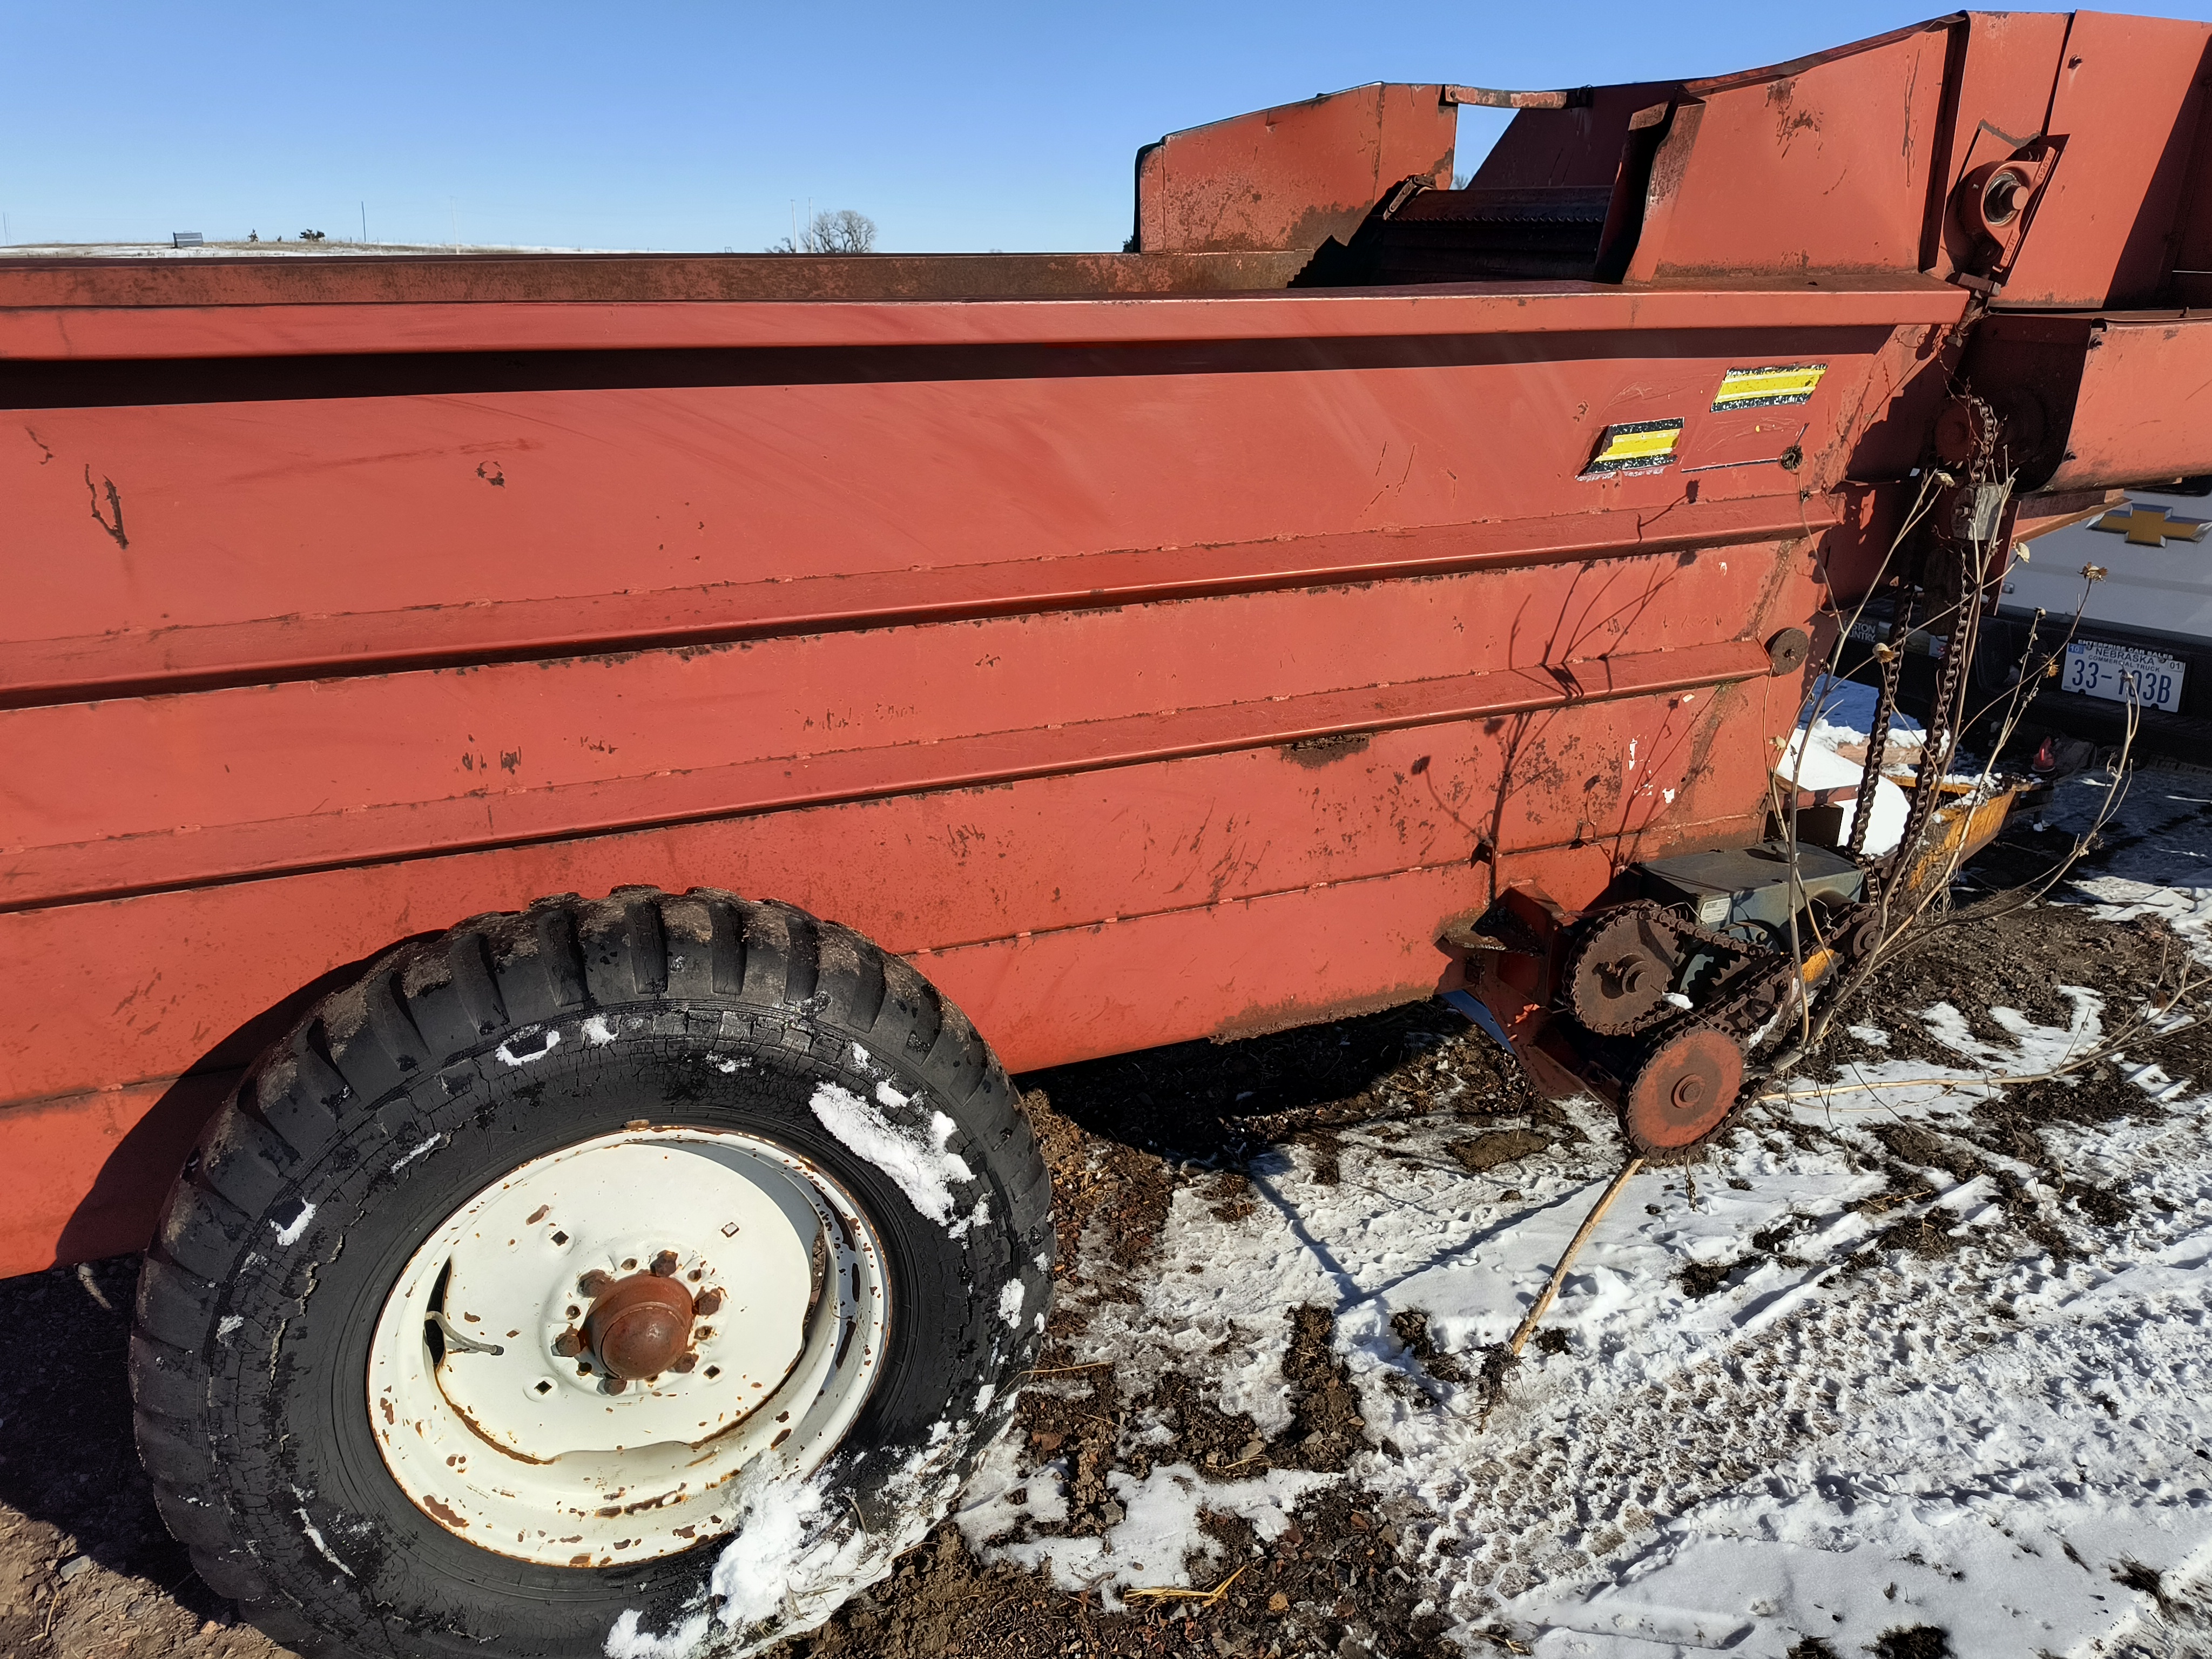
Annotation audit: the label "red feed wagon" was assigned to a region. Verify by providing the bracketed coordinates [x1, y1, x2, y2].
[5, 12, 2211, 1655]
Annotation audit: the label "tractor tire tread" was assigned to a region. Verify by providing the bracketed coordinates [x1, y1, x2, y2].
[132, 886, 1049, 1655]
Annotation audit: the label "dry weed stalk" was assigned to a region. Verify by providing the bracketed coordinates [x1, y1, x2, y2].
[1762, 514, 2143, 1088]
[1124, 1563, 1250, 1607]
[1757, 940, 2205, 1110]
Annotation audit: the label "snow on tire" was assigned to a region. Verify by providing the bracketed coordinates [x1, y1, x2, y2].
[129, 887, 1054, 1658]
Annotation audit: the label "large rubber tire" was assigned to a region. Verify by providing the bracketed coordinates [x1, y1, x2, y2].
[130, 887, 1053, 1658]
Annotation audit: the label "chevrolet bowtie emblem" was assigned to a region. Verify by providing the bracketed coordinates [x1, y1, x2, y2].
[2092, 503, 2211, 546]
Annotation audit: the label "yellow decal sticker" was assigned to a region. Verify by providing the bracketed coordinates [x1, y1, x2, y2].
[1712, 364, 1826, 410]
[1582, 418, 1684, 477]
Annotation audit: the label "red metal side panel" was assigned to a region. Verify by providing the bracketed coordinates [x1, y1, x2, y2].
[1627, 25, 1954, 281]
[0, 684, 1794, 1111]
[2035, 316, 2212, 491]
[1134, 84, 1454, 252]
[3, 301, 1944, 708]
[0, 284, 1967, 363]
[2000, 14, 2212, 308]
[1, 561, 1784, 906]
[0, 661, 1810, 1279]
[1, 1078, 233, 1278]
[1927, 12, 2070, 279]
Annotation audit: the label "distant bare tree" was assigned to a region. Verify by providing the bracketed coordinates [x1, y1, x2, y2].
[767, 209, 878, 254]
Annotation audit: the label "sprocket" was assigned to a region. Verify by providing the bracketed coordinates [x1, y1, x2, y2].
[1563, 904, 1681, 1035]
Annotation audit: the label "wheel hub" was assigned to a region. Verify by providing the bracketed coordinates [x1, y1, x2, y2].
[582, 1269, 696, 1379]
[367, 1124, 888, 1568]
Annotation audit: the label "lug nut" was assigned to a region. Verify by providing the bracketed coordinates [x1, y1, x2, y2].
[552, 1327, 584, 1358]
[693, 1289, 723, 1316]
[671, 1353, 698, 1373]
[605, 1377, 628, 1394]
[651, 1250, 681, 1277]
[578, 1270, 615, 1297]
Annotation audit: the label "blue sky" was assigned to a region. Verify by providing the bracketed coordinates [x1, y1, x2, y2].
[8, 1, 2211, 252]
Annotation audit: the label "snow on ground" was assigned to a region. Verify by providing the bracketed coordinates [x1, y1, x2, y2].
[957, 764, 2212, 1657]
[2047, 768, 2212, 967]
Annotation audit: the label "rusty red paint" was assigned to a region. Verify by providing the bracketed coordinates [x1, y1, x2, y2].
[5, 12, 2212, 1278]
[1134, 83, 1454, 253]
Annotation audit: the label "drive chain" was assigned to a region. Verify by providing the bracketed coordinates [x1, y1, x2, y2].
[1562, 899, 1798, 1046]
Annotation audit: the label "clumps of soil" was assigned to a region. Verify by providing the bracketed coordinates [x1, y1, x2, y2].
[1274, 1306, 1370, 1473]
[1812, 1043, 2164, 1272]
[1237, 1484, 1453, 1659]
[2112, 1558, 2188, 1622]
[1811, 892, 2208, 1135]
[818, 1303, 1426, 1659]
[1752, 1213, 1810, 1259]
[2066, 1184, 2134, 1228]
[1206, 1170, 1260, 1224]
[1008, 1304, 1377, 1552]
[1871, 1626, 1952, 1659]
[1786, 1640, 1839, 1659]
[1017, 1362, 1127, 1535]
[1867, 1123, 1979, 1184]
[1530, 1326, 1570, 1356]
[1025, 1090, 1175, 1289]
[1390, 1310, 1469, 1384]
[793, 1483, 1452, 1659]
[787, 1528, 1069, 1657]
[1447, 1128, 1550, 1174]
[1680, 1258, 1742, 1299]
[1865, 1206, 1970, 1260]
[1129, 1371, 1266, 1479]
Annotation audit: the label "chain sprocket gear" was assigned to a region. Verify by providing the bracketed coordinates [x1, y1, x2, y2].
[1563, 899, 1830, 1155]
[1563, 905, 1680, 1035]
[1621, 1025, 1746, 1153]
[1562, 900, 1796, 1043]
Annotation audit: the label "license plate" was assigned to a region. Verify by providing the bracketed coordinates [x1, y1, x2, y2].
[2061, 639, 2186, 712]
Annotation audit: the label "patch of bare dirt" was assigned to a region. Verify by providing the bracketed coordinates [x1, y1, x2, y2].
[0, 1258, 283, 1659]
[792, 1481, 1454, 1659]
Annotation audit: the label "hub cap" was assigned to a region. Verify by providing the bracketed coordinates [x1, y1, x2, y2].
[367, 1125, 887, 1566]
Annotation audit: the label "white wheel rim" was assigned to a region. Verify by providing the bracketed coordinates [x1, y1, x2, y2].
[367, 1124, 889, 1567]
